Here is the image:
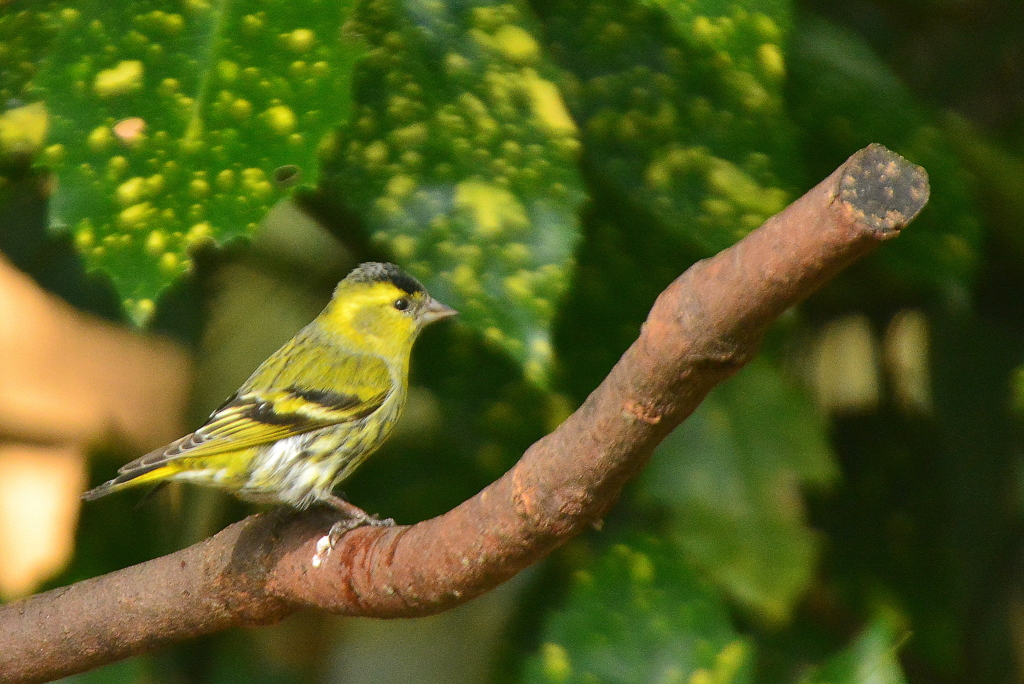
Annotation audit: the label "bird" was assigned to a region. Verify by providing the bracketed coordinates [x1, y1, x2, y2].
[82, 262, 457, 534]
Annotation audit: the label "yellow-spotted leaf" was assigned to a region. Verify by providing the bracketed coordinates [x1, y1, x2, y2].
[321, 0, 586, 385]
[0, 11, 57, 111]
[27, 0, 363, 323]
[521, 535, 751, 684]
[536, 0, 799, 255]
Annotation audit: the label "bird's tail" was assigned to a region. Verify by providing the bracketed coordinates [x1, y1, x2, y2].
[81, 463, 176, 501]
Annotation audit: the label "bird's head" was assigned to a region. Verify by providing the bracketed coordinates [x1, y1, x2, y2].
[319, 262, 457, 355]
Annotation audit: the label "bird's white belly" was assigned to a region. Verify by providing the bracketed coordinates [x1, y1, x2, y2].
[252, 433, 308, 479]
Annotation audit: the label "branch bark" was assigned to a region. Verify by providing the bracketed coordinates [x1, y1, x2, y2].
[0, 144, 930, 684]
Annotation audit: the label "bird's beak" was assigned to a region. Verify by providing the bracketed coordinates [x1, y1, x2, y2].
[420, 298, 458, 325]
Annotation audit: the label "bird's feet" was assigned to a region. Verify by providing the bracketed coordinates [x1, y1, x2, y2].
[311, 496, 395, 568]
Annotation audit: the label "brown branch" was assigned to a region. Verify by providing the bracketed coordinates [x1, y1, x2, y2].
[0, 144, 929, 684]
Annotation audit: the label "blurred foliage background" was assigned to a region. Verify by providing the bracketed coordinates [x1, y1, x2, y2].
[0, 0, 1022, 681]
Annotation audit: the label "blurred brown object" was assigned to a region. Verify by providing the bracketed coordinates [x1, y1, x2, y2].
[0, 252, 192, 598]
[0, 444, 84, 600]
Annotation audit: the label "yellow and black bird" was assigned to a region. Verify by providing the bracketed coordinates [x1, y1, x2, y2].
[82, 262, 456, 526]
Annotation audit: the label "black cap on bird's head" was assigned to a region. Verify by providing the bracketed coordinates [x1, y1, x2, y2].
[344, 262, 426, 296]
[336, 262, 457, 328]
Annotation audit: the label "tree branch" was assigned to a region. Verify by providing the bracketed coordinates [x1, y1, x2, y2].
[0, 144, 929, 684]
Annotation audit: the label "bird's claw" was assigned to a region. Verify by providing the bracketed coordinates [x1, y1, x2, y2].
[311, 511, 395, 568]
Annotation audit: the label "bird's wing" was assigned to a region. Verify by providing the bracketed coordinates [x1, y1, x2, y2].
[120, 351, 393, 472]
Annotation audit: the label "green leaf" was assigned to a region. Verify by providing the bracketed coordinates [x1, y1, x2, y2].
[322, 0, 586, 384]
[803, 614, 910, 684]
[789, 15, 981, 292]
[0, 10, 57, 108]
[0, 13, 56, 166]
[0, 102, 49, 161]
[638, 357, 838, 623]
[521, 535, 750, 684]
[538, 0, 799, 255]
[27, 0, 362, 322]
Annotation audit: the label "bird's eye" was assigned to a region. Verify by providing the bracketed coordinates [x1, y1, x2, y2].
[393, 298, 410, 311]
